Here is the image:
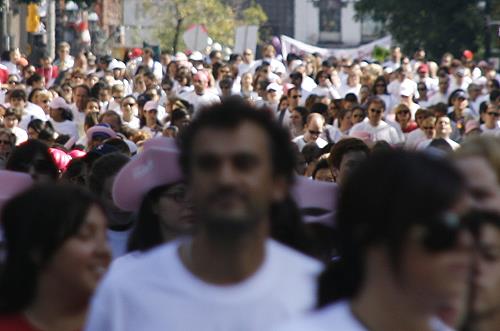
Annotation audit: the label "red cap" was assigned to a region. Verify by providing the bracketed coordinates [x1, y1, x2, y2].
[463, 50, 473, 61]
[130, 48, 143, 59]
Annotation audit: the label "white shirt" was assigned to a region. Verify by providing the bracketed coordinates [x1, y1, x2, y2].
[273, 300, 453, 331]
[49, 119, 79, 139]
[85, 239, 322, 331]
[480, 123, 500, 136]
[350, 120, 403, 145]
[179, 90, 220, 115]
[18, 103, 48, 131]
[404, 128, 427, 150]
[292, 135, 328, 152]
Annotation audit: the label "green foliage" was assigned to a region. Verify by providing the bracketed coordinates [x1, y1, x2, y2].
[355, 0, 484, 59]
[372, 46, 390, 63]
[143, 0, 267, 51]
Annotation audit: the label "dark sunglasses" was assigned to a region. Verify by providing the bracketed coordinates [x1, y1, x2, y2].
[292, 95, 302, 99]
[487, 112, 500, 117]
[418, 213, 471, 252]
[369, 108, 383, 114]
[308, 130, 322, 135]
[0, 140, 11, 145]
[8, 81, 18, 84]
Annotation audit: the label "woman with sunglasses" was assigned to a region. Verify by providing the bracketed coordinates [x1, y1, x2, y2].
[0, 184, 111, 331]
[371, 76, 393, 115]
[393, 103, 417, 138]
[275, 151, 472, 331]
[479, 103, 500, 136]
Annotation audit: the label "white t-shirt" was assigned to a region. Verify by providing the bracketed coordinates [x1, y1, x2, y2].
[404, 128, 427, 150]
[273, 300, 453, 331]
[18, 103, 47, 131]
[49, 119, 79, 139]
[85, 239, 322, 331]
[179, 90, 220, 114]
[349, 120, 403, 145]
[292, 135, 328, 152]
[480, 124, 500, 136]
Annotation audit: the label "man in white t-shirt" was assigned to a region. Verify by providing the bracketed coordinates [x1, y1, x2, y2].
[349, 97, 403, 145]
[274, 151, 471, 331]
[480, 103, 500, 136]
[292, 113, 328, 152]
[179, 71, 220, 115]
[85, 100, 322, 331]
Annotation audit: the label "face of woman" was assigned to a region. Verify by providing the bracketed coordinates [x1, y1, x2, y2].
[396, 109, 411, 125]
[42, 205, 111, 298]
[155, 183, 195, 237]
[290, 110, 303, 128]
[352, 109, 364, 124]
[340, 111, 353, 130]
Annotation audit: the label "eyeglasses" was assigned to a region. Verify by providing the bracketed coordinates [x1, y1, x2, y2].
[422, 126, 435, 130]
[8, 81, 18, 84]
[369, 108, 383, 114]
[417, 213, 471, 252]
[353, 114, 364, 118]
[487, 112, 500, 117]
[0, 140, 11, 145]
[162, 189, 188, 203]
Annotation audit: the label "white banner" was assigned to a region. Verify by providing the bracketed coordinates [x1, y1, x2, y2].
[280, 35, 392, 60]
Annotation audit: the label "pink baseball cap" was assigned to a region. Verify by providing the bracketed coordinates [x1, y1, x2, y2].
[112, 146, 183, 211]
[291, 176, 338, 227]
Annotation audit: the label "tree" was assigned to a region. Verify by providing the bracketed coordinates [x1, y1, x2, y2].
[355, 0, 485, 59]
[142, 0, 267, 52]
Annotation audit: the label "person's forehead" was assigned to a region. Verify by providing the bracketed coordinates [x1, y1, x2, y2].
[191, 122, 271, 157]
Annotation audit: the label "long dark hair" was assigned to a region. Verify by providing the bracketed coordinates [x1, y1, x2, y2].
[127, 184, 170, 252]
[0, 184, 105, 313]
[318, 151, 466, 307]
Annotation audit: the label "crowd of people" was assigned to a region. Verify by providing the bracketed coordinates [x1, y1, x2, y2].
[0, 39, 498, 330]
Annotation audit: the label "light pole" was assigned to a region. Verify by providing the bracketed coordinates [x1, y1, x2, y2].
[1, 0, 10, 51]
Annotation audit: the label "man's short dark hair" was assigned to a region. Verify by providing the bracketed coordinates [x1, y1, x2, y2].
[9, 89, 27, 101]
[179, 99, 296, 183]
[328, 138, 370, 170]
